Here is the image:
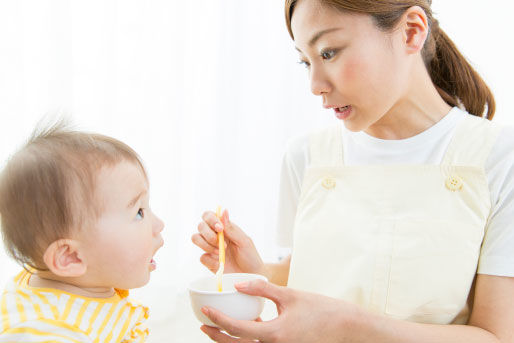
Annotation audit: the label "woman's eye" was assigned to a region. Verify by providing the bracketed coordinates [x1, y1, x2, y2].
[298, 60, 310, 69]
[321, 49, 336, 60]
[136, 208, 144, 220]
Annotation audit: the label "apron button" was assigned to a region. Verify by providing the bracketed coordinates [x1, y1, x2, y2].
[322, 177, 336, 189]
[445, 175, 463, 191]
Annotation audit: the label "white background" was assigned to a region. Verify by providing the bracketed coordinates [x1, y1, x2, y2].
[0, 1, 513, 342]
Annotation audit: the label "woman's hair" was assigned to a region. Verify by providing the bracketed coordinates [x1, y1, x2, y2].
[0, 120, 147, 270]
[285, 0, 495, 119]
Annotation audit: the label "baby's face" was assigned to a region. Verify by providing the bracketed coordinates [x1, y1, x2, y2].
[80, 160, 164, 290]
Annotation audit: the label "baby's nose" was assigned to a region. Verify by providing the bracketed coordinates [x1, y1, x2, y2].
[153, 214, 164, 234]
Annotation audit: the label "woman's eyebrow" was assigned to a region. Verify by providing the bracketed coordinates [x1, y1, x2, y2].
[295, 27, 343, 52]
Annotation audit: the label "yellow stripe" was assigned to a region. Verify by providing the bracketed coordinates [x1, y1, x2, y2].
[1, 292, 10, 332]
[73, 300, 91, 328]
[13, 271, 25, 284]
[60, 296, 75, 321]
[104, 305, 129, 343]
[85, 303, 105, 335]
[34, 291, 59, 319]
[15, 289, 43, 319]
[3, 326, 83, 343]
[14, 294, 27, 322]
[92, 303, 119, 343]
[115, 306, 136, 342]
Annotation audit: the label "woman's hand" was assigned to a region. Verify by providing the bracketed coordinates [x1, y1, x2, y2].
[201, 275, 514, 343]
[200, 279, 362, 343]
[192, 209, 266, 276]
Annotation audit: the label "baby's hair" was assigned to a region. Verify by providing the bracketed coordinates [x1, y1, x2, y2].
[0, 119, 146, 270]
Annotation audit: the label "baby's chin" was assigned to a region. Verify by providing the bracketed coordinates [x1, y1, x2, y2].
[123, 276, 152, 291]
[111, 269, 152, 291]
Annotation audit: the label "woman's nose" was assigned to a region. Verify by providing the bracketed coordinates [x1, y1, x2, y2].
[310, 66, 331, 96]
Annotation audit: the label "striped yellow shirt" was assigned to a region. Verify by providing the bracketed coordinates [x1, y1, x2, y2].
[0, 270, 149, 343]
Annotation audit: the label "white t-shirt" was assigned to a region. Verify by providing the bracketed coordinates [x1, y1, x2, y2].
[276, 107, 514, 277]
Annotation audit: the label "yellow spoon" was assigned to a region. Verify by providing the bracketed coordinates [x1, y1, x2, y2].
[215, 206, 225, 292]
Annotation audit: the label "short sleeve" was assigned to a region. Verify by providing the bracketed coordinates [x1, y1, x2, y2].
[276, 134, 310, 249]
[478, 126, 514, 277]
[120, 301, 149, 343]
[0, 319, 92, 343]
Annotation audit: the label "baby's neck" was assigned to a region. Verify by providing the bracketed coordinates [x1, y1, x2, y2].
[28, 273, 116, 299]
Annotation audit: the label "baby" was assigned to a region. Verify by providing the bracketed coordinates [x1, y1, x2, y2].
[0, 121, 164, 342]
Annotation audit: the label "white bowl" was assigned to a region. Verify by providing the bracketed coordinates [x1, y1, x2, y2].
[189, 273, 267, 327]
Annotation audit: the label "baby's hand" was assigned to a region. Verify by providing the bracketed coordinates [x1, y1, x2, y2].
[192, 209, 266, 275]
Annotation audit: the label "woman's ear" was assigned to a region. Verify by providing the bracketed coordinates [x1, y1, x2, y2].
[43, 239, 87, 277]
[401, 6, 429, 55]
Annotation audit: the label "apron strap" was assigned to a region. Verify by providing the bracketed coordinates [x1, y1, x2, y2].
[309, 123, 344, 167]
[442, 115, 501, 168]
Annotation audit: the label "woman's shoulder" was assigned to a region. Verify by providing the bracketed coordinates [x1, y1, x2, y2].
[487, 124, 514, 169]
[284, 125, 341, 162]
[282, 132, 310, 177]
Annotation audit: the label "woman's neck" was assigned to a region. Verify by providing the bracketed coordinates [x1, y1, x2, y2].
[28, 272, 116, 298]
[365, 59, 453, 140]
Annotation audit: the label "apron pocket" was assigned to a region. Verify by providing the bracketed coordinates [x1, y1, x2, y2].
[384, 219, 482, 324]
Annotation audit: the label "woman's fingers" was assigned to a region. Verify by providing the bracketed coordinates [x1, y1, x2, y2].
[235, 279, 290, 310]
[201, 209, 250, 248]
[219, 210, 252, 247]
[202, 211, 224, 232]
[197, 221, 218, 246]
[201, 307, 266, 341]
[200, 326, 257, 343]
[200, 253, 219, 273]
[192, 234, 219, 254]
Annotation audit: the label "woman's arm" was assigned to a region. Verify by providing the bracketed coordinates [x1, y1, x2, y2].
[351, 274, 513, 343]
[200, 274, 514, 343]
[263, 254, 291, 286]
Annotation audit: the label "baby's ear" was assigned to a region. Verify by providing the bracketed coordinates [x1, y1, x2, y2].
[43, 239, 87, 277]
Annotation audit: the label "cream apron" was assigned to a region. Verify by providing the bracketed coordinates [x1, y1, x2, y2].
[287, 115, 500, 324]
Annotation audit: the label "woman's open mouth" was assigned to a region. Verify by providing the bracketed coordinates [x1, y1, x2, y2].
[334, 105, 352, 120]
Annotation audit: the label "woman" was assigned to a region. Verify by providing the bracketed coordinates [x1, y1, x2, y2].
[192, 0, 514, 341]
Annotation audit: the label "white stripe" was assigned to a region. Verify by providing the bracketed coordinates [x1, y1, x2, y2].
[95, 301, 126, 342]
[118, 306, 141, 341]
[16, 288, 51, 322]
[56, 293, 70, 315]
[14, 293, 27, 322]
[14, 291, 37, 323]
[39, 292, 60, 318]
[64, 297, 84, 326]
[77, 301, 100, 332]
[3, 291, 18, 325]
[88, 302, 113, 337]
[26, 290, 55, 319]
[105, 305, 131, 343]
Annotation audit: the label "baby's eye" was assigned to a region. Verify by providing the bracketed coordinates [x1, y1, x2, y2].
[136, 208, 144, 220]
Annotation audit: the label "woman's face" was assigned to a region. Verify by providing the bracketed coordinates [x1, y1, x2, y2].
[291, 0, 412, 132]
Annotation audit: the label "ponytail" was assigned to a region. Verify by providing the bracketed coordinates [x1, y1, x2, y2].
[426, 21, 495, 119]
